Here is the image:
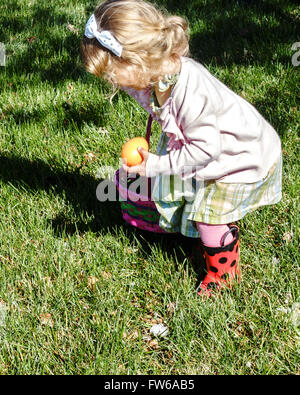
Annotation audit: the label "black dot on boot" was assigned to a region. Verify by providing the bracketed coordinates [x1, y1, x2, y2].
[219, 257, 227, 264]
[210, 266, 218, 273]
[207, 282, 219, 290]
[230, 260, 237, 267]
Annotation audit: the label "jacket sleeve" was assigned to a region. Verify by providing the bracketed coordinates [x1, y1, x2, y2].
[145, 96, 221, 178]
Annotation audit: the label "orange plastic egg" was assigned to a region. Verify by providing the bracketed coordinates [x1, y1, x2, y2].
[121, 137, 149, 167]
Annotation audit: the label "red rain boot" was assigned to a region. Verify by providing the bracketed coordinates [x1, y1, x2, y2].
[197, 225, 240, 297]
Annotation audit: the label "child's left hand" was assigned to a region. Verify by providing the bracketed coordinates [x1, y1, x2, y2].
[122, 147, 149, 177]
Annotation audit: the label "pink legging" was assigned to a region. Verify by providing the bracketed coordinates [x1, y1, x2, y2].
[196, 222, 234, 247]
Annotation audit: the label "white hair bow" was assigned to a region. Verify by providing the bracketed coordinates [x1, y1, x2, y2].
[84, 14, 123, 57]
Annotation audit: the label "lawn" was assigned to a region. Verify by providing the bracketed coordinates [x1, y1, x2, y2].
[0, 0, 299, 374]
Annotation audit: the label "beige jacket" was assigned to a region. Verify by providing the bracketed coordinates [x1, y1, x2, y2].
[124, 57, 282, 183]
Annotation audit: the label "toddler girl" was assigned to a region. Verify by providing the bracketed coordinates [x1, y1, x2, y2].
[81, 0, 282, 297]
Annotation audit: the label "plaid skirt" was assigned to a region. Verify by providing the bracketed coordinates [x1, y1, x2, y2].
[152, 132, 282, 238]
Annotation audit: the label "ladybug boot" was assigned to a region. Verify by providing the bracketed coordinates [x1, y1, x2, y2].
[197, 225, 240, 297]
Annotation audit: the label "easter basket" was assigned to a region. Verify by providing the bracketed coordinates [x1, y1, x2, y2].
[115, 115, 169, 233]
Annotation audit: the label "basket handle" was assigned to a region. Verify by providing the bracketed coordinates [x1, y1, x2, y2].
[145, 114, 153, 144]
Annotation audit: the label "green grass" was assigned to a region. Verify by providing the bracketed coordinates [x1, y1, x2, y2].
[0, 0, 299, 374]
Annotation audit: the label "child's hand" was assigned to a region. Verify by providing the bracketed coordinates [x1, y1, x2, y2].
[122, 147, 149, 177]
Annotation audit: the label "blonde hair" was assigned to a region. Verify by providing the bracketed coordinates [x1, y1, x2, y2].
[81, 0, 189, 89]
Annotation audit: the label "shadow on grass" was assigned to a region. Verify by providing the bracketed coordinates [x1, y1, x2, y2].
[0, 153, 202, 277]
[2, 97, 111, 134]
[0, 153, 120, 232]
[161, 0, 299, 66]
[0, 1, 85, 86]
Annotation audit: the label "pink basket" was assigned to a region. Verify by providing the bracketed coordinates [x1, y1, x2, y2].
[115, 115, 169, 233]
